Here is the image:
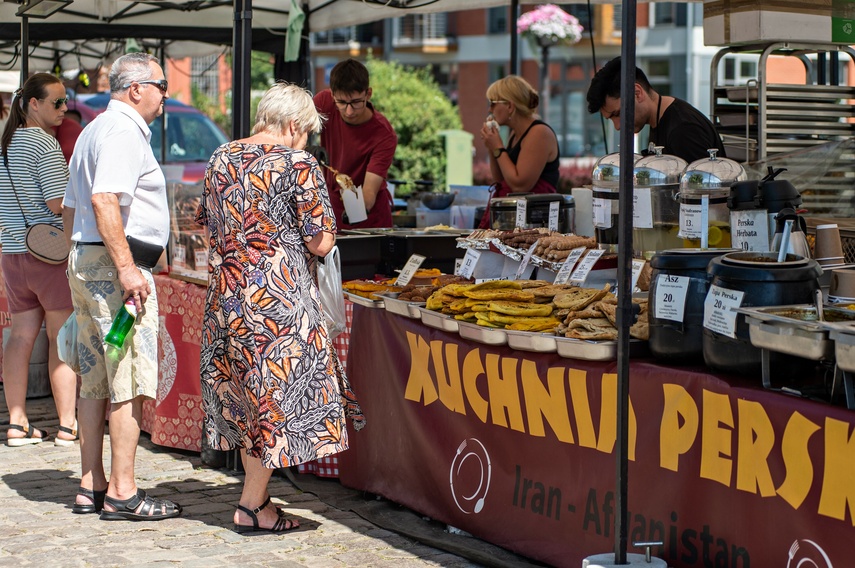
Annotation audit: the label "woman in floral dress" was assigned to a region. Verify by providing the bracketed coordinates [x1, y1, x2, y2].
[196, 82, 364, 534]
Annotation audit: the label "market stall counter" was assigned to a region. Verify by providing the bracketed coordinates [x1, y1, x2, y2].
[337, 304, 855, 568]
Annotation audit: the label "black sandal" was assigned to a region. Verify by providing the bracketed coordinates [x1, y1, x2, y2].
[234, 496, 299, 534]
[72, 487, 106, 514]
[6, 423, 49, 447]
[55, 423, 79, 447]
[99, 489, 182, 521]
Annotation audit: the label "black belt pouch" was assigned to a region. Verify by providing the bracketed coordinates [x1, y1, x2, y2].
[127, 235, 164, 269]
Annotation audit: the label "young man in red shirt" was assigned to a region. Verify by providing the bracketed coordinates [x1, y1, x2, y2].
[314, 59, 398, 229]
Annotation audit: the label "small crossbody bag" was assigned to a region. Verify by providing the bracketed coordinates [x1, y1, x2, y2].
[2, 154, 69, 264]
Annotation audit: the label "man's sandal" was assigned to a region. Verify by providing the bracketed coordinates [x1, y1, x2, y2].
[233, 496, 299, 534]
[99, 489, 182, 521]
[72, 487, 107, 514]
[6, 424, 49, 447]
[55, 423, 79, 447]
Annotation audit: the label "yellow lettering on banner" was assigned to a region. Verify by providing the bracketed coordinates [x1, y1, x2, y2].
[700, 390, 734, 487]
[596, 374, 636, 459]
[462, 348, 488, 422]
[660, 384, 698, 472]
[521, 361, 574, 443]
[485, 357, 525, 432]
[569, 369, 597, 449]
[403, 331, 437, 405]
[432, 341, 465, 414]
[735, 399, 776, 496]
[818, 417, 855, 524]
[778, 411, 819, 510]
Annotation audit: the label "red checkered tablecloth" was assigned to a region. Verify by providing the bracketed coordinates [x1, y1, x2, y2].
[297, 300, 353, 478]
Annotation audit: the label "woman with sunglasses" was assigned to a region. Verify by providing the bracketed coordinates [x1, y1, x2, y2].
[0, 72, 78, 447]
[478, 75, 560, 229]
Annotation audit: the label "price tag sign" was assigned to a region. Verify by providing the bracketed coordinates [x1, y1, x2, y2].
[515, 240, 539, 280]
[193, 249, 208, 271]
[592, 197, 612, 228]
[731, 210, 770, 252]
[653, 274, 690, 322]
[395, 254, 426, 286]
[515, 199, 528, 229]
[630, 259, 646, 291]
[454, 257, 464, 275]
[548, 201, 560, 232]
[679, 203, 703, 240]
[553, 246, 587, 285]
[703, 284, 745, 338]
[457, 249, 480, 279]
[569, 248, 604, 286]
[173, 244, 186, 267]
[633, 187, 654, 229]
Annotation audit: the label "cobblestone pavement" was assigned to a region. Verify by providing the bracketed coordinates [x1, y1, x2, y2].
[0, 392, 482, 568]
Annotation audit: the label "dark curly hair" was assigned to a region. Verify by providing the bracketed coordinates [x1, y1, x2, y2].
[586, 56, 652, 114]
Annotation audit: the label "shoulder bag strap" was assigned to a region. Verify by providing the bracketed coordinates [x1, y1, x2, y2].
[2, 152, 33, 229]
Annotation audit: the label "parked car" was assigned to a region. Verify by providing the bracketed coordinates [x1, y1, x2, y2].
[66, 93, 228, 183]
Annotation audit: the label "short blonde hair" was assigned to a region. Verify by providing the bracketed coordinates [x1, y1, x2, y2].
[486, 75, 540, 119]
[252, 82, 324, 137]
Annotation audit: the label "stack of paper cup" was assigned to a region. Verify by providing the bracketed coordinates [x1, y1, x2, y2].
[814, 223, 845, 267]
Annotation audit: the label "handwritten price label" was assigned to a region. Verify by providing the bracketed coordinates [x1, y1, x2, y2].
[395, 254, 426, 286]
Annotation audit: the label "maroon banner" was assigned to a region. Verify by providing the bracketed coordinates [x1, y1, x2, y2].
[339, 306, 855, 568]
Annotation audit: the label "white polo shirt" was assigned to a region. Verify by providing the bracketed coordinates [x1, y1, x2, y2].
[64, 99, 169, 247]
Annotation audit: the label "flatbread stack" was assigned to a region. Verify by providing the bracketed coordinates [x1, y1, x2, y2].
[557, 296, 649, 341]
[343, 279, 403, 299]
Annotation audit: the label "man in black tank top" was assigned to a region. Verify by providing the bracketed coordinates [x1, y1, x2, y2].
[586, 56, 725, 163]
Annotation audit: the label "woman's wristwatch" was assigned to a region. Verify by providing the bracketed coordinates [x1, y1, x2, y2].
[492, 147, 508, 158]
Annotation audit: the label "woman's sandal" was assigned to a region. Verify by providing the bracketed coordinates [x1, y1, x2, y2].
[55, 423, 79, 447]
[233, 496, 299, 534]
[6, 423, 50, 447]
[99, 488, 182, 521]
[72, 487, 107, 514]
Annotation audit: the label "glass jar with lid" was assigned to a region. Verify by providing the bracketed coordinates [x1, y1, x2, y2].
[633, 147, 687, 259]
[678, 149, 746, 249]
[591, 152, 640, 252]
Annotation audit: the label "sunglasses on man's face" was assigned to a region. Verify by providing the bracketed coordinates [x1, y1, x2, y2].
[121, 79, 169, 93]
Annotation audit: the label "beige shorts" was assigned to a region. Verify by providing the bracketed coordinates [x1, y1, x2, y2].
[67, 243, 159, 403]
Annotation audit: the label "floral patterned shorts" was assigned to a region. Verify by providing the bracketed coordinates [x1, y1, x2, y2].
[67, 243, 159, 403]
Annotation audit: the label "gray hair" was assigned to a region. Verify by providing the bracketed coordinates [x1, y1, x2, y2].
[110, 53, 159, 95]
[252, 82, 325, 137]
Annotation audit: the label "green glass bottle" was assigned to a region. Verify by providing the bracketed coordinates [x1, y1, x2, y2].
[105, 299, 138, 348]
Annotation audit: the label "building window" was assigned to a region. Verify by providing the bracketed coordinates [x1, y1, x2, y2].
[645, 59, 672, 96]
[191, 54, 219, 101]
[487, 7, 507, 34]
[652, 3, 687, 27]
[560, 5, 592, 36]
[395, 13, 447, 43]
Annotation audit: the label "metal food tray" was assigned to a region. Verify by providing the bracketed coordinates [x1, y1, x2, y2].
[343, 291, 385, 309]
[743, 316, 835, 361]
[504, 329, 558, 353]
[736, 305, 855, 333]
[830, 328, 855, 373]
[418, 307, 460, 333]
[554, 336, 649, 361]
[378, 292, 424, 319]
[457, 320, 509, 346]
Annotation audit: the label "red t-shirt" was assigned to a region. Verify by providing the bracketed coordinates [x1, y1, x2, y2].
[314, 90, 397, 230]
[53, 119, 83, 164]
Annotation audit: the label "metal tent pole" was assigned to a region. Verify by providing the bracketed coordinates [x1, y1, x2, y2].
[21, 16, 29, 81]
[510, 0, 520, 75]
[232, 0, 252, 140]
[615, 0, 638, 563]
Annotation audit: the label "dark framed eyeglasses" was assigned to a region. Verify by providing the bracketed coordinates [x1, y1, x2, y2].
[122, 79, 169, 93]
[43, 97, 68, 109]
[334, 98, 366, 110]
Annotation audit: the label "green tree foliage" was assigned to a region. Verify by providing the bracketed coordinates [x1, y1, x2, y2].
[366, 58, 462, 193]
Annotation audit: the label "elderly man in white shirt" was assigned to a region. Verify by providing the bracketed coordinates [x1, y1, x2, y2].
[62, 52, 181, 522]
